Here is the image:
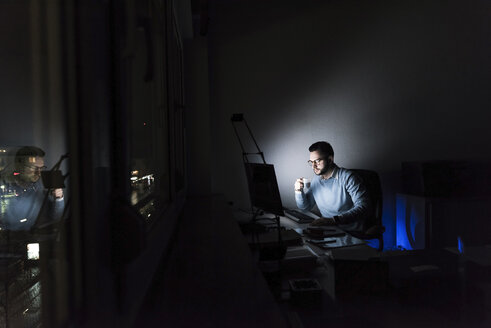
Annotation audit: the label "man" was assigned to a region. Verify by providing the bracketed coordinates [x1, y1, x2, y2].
[294, 141, 370, 232]
[0, 146, 64, 231]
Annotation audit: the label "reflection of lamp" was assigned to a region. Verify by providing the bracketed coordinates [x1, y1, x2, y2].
[40, 153, 69, 189]
[41, 170, 66, 189]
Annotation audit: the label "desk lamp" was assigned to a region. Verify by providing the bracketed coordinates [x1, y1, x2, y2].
[231, 113, 286, 260]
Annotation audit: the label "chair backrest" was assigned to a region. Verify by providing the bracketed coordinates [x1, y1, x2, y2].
[350, 169, 383, 229]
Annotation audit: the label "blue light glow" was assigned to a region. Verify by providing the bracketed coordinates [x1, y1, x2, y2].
[396, 194, 426, 250]
[396, 196, 411, 250]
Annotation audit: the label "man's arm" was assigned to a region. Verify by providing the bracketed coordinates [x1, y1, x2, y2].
[311, 173, 370, 228]
[294, 178, 315, 211]
[45, 188, 65, 221]
[336, 173, 370, 225]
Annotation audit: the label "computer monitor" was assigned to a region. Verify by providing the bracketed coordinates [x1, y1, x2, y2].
[244, 163, 284, 217]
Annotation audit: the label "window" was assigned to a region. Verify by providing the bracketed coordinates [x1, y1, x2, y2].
[0, 1, 69, 326]
[121, 0, 186, 226]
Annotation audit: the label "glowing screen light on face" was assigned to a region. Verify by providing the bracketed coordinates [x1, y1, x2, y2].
[27, 243, 40, 260]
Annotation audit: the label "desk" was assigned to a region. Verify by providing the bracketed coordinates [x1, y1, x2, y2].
[236, 212, 383, 300]
[236, 211, 491, 328]
[237, 213, 368, 253]
[234, 211, 395, 328]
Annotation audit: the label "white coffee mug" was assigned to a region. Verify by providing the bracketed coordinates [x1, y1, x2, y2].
[302, 178, 311, 191]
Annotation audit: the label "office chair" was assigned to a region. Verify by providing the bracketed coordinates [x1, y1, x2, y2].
[349, 169, 386, 251]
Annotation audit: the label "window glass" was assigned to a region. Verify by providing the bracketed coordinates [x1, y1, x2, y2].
[0, 2, 69, 326]
[169, 12, 186, 192]
[129, 27, 158, 206]
[126, 2, 170, 223]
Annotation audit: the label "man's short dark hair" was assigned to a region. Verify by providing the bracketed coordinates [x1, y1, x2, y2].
[15, 146, 45, 165]
[309, 141, 334, 158]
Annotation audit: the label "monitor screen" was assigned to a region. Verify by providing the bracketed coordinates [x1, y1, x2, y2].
[244, 163, 284, 216]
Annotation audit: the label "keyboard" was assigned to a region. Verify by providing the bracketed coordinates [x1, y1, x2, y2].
[284, 209, 315, 224]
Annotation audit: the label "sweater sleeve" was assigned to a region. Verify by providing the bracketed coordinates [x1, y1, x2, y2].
[337, 173, 371, 226]
[295, 189, 315, 211]
[41, 192, 65, 224]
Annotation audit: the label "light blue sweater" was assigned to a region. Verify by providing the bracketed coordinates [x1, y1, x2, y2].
[0, 178, 64, 231]
[295, 165, 370, 232]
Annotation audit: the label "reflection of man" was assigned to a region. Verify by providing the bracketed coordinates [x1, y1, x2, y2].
[294, 141, 370, 232]
[0, 146, 64, 231]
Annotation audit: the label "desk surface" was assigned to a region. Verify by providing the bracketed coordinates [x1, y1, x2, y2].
[236, 211, 368, 257]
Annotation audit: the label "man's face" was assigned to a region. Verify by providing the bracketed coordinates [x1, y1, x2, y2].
[18, 156, 45, 184]
[309, 151, 331, 176]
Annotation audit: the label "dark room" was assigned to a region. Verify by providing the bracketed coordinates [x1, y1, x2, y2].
[0, 0, 490, 327]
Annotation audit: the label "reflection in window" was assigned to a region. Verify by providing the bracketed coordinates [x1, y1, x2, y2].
[123, 2, 177, 223]
[0, 146, 65, 231]
[0, 2, 69, 327]
[130, 171, 155, 206]
[0, 147, 68, 327]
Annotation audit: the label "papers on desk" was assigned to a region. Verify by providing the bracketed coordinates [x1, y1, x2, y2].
[281, 245, 319, 271]
[304, 226, 347, 238]
[306, 237, 365, 250]
[303, 227, 365, 251]
[285, 245, 319, 259]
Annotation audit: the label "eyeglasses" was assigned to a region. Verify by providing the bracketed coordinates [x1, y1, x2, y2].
[24, 164, 47, 172]
[307, 158, 324, 166]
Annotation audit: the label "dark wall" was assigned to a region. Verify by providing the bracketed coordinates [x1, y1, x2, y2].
[207, 0, 491, 248]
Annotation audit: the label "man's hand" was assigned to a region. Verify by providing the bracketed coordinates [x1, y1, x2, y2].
[52, 188, 64, 199]
[294, 178, 304, 192]
[310, 217, 336, 226]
